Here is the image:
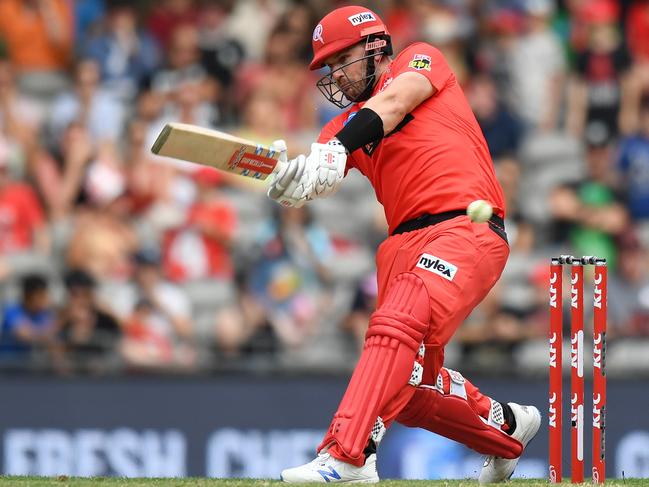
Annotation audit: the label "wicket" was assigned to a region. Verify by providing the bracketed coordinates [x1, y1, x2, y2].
[549, 255, 607, 484]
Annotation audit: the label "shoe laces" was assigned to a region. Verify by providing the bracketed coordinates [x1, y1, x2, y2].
[310, 451, 332, 467]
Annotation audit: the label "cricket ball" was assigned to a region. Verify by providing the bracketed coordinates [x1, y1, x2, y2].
[467, 199, 493, 223]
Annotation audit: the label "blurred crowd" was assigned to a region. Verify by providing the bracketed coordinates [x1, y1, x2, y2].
[1, 0, 649, 377]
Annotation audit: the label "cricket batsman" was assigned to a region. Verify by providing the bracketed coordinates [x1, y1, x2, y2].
[267, 6, 541, 484]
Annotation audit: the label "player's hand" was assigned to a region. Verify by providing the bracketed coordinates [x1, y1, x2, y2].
[310, 139, 347, 198]
[267, 153, 313, 207]
[267, 140, 347, 207]
[267, 139, 310, 207]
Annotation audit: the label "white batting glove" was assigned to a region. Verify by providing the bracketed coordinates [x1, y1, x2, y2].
[267, 139, 347, 207]
[267, 139, 310, 208]
[310, 139, 347, 198]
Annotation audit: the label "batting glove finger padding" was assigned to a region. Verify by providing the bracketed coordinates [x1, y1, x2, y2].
[268, 155, 311, 207]
[267, 140, 290, 199]
[270, 139, 288, 163]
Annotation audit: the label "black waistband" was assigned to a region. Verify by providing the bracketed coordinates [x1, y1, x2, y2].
[391, 210, 508, 243]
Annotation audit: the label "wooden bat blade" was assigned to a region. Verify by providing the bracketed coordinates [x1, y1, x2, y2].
[151, 123, 280, 181]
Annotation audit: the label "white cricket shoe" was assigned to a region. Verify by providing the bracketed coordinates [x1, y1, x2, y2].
[478, 402, 541, 484]
[281, 450, 379, 483]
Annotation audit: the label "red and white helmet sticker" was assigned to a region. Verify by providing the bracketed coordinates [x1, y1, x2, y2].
[312, 24, 324, 44]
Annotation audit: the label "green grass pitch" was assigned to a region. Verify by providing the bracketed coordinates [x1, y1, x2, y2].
[1, 478, 646, 487]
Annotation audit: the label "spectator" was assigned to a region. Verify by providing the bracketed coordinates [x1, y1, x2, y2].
[60, 136, 135, 282]
[214, 271, 282, 359]
[0, 0, 74, 101]
[549, 127, 629, 268]
[567, 0, 636, 137]
[468, 74, 526, 159]
[473, 7, 524, 94]
[49, 59, 125, 145]
[120, 298, 177, 369]
[0, 274, 56, 367]
[278, 2, 319, 64]
[54, 269, 121, 374]
[0, 143, 49, 257]
[162, 167, 237, 282]
[197, 1, 244, 122]
[83, 2, 161, 103]
[505, 0, 566, 131]
[150, 24, 218, 128]
[617, 95, 649, 227]
[0, 60, 44, 156]
[65, 193, 137, 282]
[108, 249, 195, 369]
[243, 206, 333, 349]
[607, 231, 649, 337]
[147, 0, 199, 50]
[32, 122, 101, 220]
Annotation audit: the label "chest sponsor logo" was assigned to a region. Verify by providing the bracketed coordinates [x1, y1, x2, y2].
[408, 54, 431, 71]
[416, 253, 457, 281]
[348, 12, 376, 26]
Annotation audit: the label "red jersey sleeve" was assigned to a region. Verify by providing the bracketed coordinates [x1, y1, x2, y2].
[390, 42, 453, 93]
[316, 111, 359, 174]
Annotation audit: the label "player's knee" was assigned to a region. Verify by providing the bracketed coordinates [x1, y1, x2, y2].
[368, 272, 430, 351]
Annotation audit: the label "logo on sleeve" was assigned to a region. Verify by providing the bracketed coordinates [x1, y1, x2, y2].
[416, 253, 457, 281]
[348, 12, 376, 26]
[408, 54, 432, 71]
[343, 110, 358, 126]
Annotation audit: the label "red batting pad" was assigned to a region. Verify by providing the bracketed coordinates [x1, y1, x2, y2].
[397, 379, 523, 458]
[318, 273, 430, 465]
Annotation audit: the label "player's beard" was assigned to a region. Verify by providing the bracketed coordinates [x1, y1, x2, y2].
[337, 76, 367, 102]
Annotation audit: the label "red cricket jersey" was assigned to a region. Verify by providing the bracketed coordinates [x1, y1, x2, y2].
[318, 42, 505, 235]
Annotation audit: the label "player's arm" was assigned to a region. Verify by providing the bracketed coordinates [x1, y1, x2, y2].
[332, 71, 435, 156]
[363, 72, 435, 133]
[267, 73, 436, 207]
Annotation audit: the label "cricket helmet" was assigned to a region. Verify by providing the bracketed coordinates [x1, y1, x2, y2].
[310, 6, 391, 70]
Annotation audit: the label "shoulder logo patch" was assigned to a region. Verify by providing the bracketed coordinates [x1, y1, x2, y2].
[416, 253, 457, 281]
[408, 54, 432, 71]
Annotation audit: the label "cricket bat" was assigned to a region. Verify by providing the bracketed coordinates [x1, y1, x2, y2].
[150, 123, 281, 181]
